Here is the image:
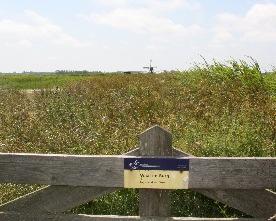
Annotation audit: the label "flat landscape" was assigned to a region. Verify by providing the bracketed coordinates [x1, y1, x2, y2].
[0, 61, 275, 218]
[0, 73, 98, 89]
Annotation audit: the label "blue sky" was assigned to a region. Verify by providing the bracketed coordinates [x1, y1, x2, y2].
[0, 0, 276, 72]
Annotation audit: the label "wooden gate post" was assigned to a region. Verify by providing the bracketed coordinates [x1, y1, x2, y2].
[139, 125, 172, 217]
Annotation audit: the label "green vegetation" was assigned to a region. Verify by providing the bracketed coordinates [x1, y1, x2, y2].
[264, 72, 276, 97]
[0, 74, 94, 89]
[0, 61, 275, 217]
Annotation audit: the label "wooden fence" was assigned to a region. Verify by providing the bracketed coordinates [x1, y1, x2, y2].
[0, 125, 275, 221]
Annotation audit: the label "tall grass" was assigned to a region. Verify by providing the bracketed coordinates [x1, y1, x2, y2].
[0, 61, 275, 217]
[0, 74, 93, 89]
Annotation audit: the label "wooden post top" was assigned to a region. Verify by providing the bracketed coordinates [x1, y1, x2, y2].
[139, 125, 172, 157]
[139, 125, 171, 137]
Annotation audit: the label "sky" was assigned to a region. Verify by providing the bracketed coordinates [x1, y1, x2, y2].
[0, 0, 276, 72]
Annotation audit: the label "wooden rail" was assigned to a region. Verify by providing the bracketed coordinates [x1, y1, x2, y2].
[0, 212, 270, 221]
[0, 125, 275, 221]
[0, 153, 274, 189]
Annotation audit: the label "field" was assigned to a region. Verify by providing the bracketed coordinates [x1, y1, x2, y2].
[0, 61, 275, 217]
[0, 74, 96, 89]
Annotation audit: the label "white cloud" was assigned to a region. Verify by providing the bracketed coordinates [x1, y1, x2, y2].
[150, 0, 201, 12]
[213, 3, 276, 44]
[85, 0, 203, 37]
[0, 10, 83, 48]
[96, 0, 128, 7]
[0, 10, 100, 72]
[90, 8, 202, 36]
[203, 3, 276, 71]
[97, 0, 198, 11]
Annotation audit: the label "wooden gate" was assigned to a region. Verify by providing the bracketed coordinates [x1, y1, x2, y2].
[0, 125, 275, 220]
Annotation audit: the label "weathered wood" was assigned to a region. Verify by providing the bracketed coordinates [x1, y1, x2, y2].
[139, 126, 172, 156]
[125, 148, 140, 156]
[139, 125, 172, 217]
[0, 154, 275, 189]
[189, 157, 276, 189]
[0, 153, 123, 187]
[174, 149, 276, 218]
[7, 148, 275, 217]
[0, 186, 118, 214]
[198, 189, 276, 219]
[0, 212, 268, 221]
[0, 148, 138, 214]
[172, 148, 189, 157]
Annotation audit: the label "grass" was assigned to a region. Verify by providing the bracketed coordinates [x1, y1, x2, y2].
[0, 74, 94, 89]
[0, 60, 275, 217]
[264, 72, 276, 97]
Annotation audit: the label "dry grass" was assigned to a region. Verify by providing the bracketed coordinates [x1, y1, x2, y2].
[0, 61, 275, 217]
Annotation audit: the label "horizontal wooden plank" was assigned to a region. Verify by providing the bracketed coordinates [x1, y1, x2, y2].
[189, 157, 276, 189]
[0, 153, 275, 189]
[197, 189, 276, 218]
[0, 213, 268, 221]
[0, 148, 138, 214]
[0, 186, 118, 214]
[173, 149, 276, 218]
[0, 153, 124, 187]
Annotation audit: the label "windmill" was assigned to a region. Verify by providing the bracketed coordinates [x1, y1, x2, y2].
[143, 59, 157, 73]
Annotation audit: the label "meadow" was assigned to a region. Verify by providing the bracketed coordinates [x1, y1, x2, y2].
[0, 73, 99, 89]
[0, 61, 275, 217]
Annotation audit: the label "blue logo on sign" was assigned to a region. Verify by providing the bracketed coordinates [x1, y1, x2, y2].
[129, 160, 140, 170]
[124, 158, 189, 171]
